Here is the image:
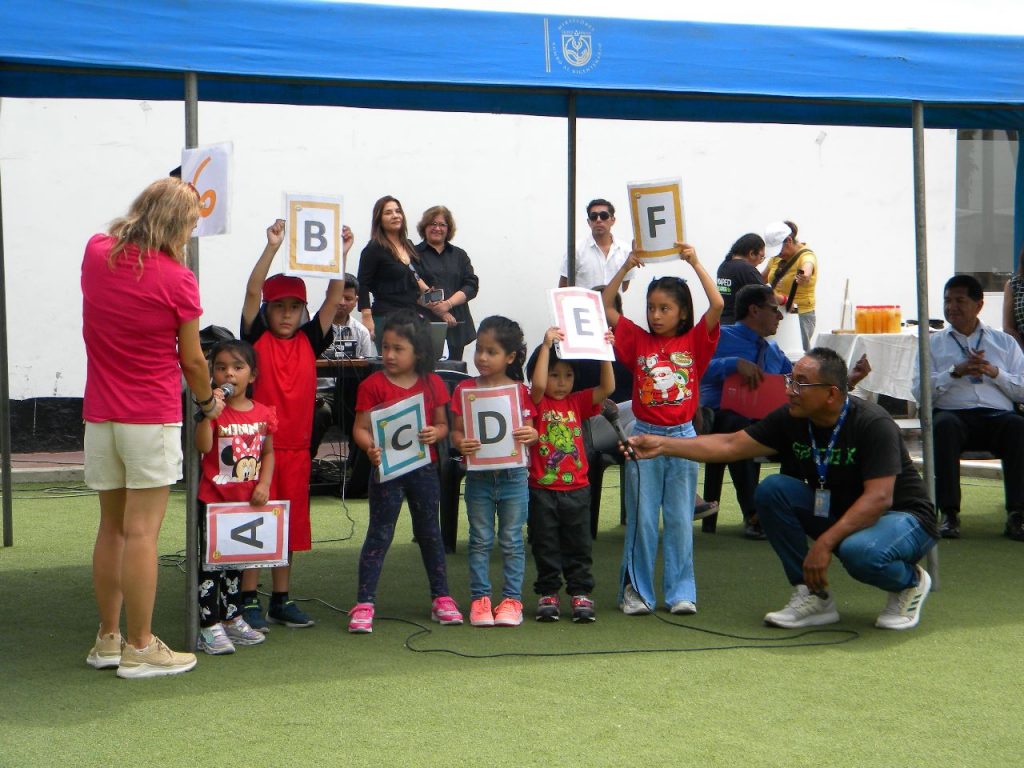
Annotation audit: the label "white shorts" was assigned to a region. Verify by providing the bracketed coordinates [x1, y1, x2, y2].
[84, 421, 183, 490]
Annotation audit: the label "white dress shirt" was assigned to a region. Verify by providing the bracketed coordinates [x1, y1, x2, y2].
[914, 320, 1024, 410]
[560, 234, 637, 289]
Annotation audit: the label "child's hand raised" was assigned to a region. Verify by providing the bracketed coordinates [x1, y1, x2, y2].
[266, 219, 285, 248]
[625, 249, 646, 271]
[543, 326, 565, 348]
[604, 328, 615, 347]
[674, 242, 700, 267]
[342, 225, 354, 256]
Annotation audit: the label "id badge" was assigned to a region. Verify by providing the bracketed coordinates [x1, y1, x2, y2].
[813, 488, 831, 518]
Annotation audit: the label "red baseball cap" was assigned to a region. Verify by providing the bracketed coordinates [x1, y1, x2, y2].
[262, 274, 307, 304]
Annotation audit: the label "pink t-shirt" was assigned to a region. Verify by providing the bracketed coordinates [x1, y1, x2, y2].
[81, 234, 202, 423]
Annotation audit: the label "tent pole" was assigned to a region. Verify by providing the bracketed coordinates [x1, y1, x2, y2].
[912, 100, 939, 588]
[0, 125, 13, 547]
[566, 93, 576, 287]
[183, 71, 200, 649]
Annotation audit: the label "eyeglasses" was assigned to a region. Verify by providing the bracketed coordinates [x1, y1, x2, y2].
[783, 375, 835, 393]
[588, 211, 611, 221]
[428, 222, 448, 229]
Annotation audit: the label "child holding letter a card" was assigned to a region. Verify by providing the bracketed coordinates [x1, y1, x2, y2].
[195, 340, 275, 654]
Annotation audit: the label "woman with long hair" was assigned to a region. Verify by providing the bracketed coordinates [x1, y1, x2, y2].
[355, 195, 433, 342]
[82, 177, 222, 678]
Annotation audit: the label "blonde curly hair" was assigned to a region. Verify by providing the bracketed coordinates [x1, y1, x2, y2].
[107, 177, 200, 272]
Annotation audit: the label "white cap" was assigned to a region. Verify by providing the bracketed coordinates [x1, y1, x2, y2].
[763, 221, 791, 257]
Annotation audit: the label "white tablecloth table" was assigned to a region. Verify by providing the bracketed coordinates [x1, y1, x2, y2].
[814, 332, 919, 403]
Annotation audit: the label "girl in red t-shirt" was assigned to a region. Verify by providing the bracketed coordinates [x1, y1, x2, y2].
[195, 340, 276, 654]
[348, 310, 463, 633]
[602, 244, 723, 616]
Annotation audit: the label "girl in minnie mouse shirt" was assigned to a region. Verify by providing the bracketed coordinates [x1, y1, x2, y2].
[195, 340, 276, 655]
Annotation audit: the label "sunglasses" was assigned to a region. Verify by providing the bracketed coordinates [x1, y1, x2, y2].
[588, 211, 611, 221]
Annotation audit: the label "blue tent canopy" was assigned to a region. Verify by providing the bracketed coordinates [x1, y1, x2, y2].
[2, 1, 1024, 129]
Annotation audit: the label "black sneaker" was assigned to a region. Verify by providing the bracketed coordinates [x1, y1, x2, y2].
[939, 511, 961, 539]
[268, 600, 316, 628]
[1005, 511, 1024, 542]
[241, 598, 270, 633]
[535, 594, 560, 622]
[571, 595, 596, 623]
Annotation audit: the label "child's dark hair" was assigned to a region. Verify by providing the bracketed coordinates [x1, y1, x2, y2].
[209, 339, 257, 398]
[525, 344, 577, 381]
[381, 309, 436, 376]
[209, 339, 257, 373]
[646, 276, 695, 336]
[478, 315, 527, 381]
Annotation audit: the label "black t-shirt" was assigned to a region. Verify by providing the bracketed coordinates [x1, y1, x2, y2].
[717, 258, 765, 325]
[745, 397, 938, 537]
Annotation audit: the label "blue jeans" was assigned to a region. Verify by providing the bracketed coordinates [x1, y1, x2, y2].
[464, 467, 529, 600]
[619, 419, 698, 608]
[755, 474, 936, 592]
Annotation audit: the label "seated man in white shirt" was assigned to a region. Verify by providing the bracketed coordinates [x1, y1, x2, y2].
[312, 273, 376, 459]
[559, 199, 637, 291]
[915, 274, 1024, 540]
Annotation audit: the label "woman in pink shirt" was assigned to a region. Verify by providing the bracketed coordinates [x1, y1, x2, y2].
[81, 177, 221, 679]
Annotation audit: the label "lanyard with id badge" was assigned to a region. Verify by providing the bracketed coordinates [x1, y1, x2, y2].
[807, 397, 850, 518]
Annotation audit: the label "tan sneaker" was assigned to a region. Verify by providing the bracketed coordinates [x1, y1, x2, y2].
[116, 636, 197, 679]
[86, 629, 123, 669]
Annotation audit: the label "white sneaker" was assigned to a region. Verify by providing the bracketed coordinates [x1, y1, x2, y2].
[669, 600, 697, 615]
[875, 565, 931, 631]
[619, 584, 652, 615]
[764, 585, 840, 628]
[223, 616, 267, 646]
[197, 623, 236, 655]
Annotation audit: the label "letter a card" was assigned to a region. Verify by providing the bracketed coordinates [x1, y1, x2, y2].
[461, 384, 527, 471]
[627, 178, 684, 261]
[204, 501, 290, 569]
[285, 193, 345, 278]
[371, 393, 430, 481]
[548, 287, 613, 361]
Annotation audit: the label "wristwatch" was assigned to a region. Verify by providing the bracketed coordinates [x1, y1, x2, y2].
[949, 365, 962, 379]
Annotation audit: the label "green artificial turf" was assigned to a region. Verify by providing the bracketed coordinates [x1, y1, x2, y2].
[1, 472, 1022, 767]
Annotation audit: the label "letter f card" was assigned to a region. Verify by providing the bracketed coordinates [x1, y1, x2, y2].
[627, 178, 684, 261]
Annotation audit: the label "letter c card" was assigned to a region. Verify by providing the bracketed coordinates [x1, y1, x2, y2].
[371, 393, 430, 481]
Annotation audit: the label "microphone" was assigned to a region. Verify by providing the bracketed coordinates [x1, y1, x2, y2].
[601, 399, 637, 460]
[193, 383, 234, 422]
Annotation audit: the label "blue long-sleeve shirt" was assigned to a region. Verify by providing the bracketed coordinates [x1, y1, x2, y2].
[700, 322, 793, 409]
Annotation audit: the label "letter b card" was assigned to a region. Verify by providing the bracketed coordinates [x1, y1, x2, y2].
[204, 501, 290, 569]
[286, 193, 345, 278]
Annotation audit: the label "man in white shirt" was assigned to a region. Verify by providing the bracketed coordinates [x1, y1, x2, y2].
[914, 274, 1024, 540]
[559, 199, 637, 291]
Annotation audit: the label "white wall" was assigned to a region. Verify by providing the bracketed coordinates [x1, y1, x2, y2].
[0, 97, 959, 399]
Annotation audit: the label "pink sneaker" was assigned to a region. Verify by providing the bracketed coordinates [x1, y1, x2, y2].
[493, 598, 524, 627]
[469, 596, 494, 627]
[348, 602, 374, 634]
[431, 596, 464, 625]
